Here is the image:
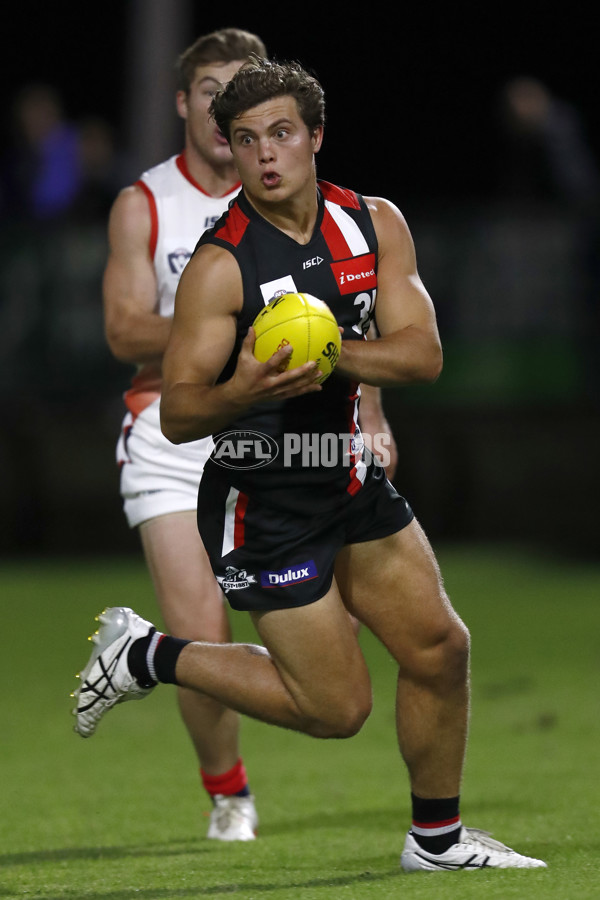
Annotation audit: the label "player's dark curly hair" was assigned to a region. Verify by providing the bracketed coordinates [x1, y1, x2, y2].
[210, 57, 326, 141]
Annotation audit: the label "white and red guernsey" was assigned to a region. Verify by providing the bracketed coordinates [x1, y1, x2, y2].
[123, 153, 241, 419]
[197, 181, 380, 514]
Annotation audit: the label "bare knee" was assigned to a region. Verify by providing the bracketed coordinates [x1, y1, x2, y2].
[301, 687, 373, 739]
[443, 616, 470, 683]
[404, 610, 470, 688]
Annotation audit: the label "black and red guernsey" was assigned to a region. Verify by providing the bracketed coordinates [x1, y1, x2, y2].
[195, 181, 380, 514]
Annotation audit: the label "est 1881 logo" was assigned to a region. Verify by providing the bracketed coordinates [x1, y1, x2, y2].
[212, 430, 279, 470]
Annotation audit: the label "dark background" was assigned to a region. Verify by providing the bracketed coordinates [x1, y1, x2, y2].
[4, 2, 600, 201]
[1, 0, 599, 559]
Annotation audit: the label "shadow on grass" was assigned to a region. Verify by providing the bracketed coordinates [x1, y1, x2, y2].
[0, 840, 206, 867]
[0, 807, 401, 868]
[260, 804, 402, 837]
[0, 866, 401, 899]
[0, 807, 395, 867]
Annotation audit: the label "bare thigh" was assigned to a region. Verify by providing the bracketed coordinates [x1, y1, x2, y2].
[250, 582, 373, 735]
[139, 511, 230, 642]
[335, 518, 467, 666]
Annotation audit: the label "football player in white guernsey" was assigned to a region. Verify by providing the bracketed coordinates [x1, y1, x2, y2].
[98, 29, 398, 842]
[100, 28, 267, 842]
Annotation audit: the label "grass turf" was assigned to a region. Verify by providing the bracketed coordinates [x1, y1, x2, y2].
[1, 543, 599, 898]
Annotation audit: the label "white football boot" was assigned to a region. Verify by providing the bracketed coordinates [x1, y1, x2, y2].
[401, 827, 547, 871]
[207, 794, 258, 841]
[72, 606, 155, 737]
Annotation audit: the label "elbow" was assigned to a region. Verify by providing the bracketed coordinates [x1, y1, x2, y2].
[104, 322, 135, 364]
[160, 424, 189, 446]
[411, 345, 443, 385]
[161, 425, 182, 445]
[159, 397, 180, 444]
[159, 411, 186, 445]
[160, 396, 209, 445]
[109, 345, 135, 366]
[426, 348, 443, 383]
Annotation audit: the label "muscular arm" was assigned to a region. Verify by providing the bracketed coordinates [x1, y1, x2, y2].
[336, 197, 443, 387]
[358, 385, 398, 481]
[103, 185, 171, 365]
[358, 324, 398, 480]
[160, 244, 323, 444]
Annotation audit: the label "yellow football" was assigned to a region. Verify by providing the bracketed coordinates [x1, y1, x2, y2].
[252, 292, 341, 384]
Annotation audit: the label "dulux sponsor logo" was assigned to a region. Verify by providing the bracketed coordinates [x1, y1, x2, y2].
[261, 559, 318, 588]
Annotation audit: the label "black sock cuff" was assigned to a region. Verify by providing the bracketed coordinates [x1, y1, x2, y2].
[411, 793, 460, 822]
[154, 635, 191, 685]
[410, 793, 462, 854]
[128, 628, 156, 688]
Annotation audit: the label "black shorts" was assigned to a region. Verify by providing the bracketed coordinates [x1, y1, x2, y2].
[197, 462, 414, 612]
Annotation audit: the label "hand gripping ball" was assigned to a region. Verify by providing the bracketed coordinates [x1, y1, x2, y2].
[252, 292, 341, 384]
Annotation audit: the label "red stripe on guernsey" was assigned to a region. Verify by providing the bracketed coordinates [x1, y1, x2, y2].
[223, 488, 250, 556]
[319, 180, 361, 210]
[135, 180, 158, 260]
[346, 383, 364, 496]
[201, 758, 249, 797]
[347, 472, 363, 496]
[321, 206, 353, 259]
[215, 202, 250, 247]
[176, 153, 241, 198]
[234, 491, 249, 548]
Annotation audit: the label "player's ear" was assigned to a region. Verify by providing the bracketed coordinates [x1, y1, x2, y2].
[176, 90, 189, 121]
[311, 125, 324, 154]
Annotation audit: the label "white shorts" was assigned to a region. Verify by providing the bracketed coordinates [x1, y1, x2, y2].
[117, 399, 213, 528]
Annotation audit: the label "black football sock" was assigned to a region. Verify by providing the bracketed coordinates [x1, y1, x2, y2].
[128, 631, 191, 686]
[410, 793, 462, 854]
[148, 632, 191, 685]
[127, 628, 157, 688]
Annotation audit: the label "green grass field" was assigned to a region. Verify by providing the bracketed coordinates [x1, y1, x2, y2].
[1, 543, 599, 899]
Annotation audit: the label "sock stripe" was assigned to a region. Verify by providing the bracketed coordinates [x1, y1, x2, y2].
[146, 631, 164, 684]
[412, 816, 461, 837]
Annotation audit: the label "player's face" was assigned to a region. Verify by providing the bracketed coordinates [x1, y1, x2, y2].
[229, 96, 323, 207]
[177, 60, 245, 167]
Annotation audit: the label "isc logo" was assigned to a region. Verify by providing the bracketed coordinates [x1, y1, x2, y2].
[302, 256, 323, 270]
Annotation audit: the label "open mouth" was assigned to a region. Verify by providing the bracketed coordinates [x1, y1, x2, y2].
[262, 171, 281, 187]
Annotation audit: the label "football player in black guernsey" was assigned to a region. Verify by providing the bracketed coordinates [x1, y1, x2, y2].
[74, 57, 546, 873]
